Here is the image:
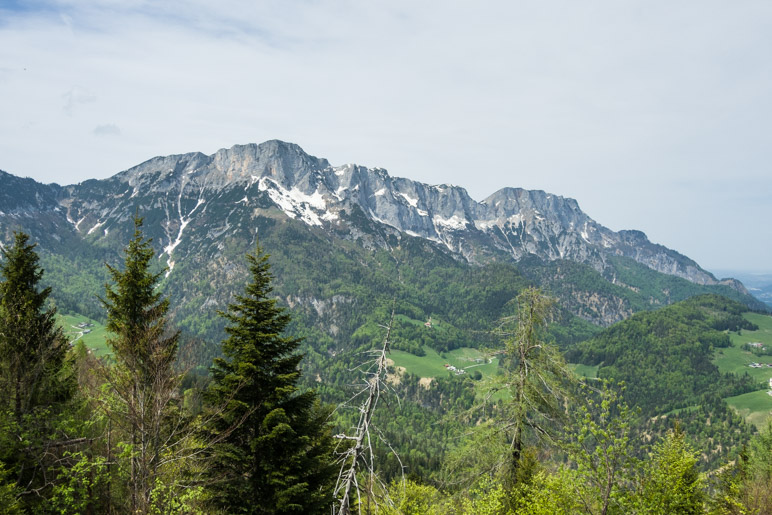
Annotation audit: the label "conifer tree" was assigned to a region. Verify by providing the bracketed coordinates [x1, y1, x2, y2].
[494, 288, 574, 484]
[0, 231, 72, 502]
[204, 240, 335, 514]
[101, 216, 179, 513]
[0, 231, 71, 421]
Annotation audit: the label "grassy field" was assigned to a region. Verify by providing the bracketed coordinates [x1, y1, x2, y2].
[58, 313, 111, 356]
[725, 390, 772, 429]
[391, 343, 599, 383]
[569, 363, 599, 379]
[389, 346, 500, 380]
[395, 314, 451, 333]
[714, 313, 772, 383]
[714, 312, 772, 427]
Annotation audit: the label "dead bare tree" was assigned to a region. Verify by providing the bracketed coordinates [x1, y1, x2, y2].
[332, 306, 404, 515]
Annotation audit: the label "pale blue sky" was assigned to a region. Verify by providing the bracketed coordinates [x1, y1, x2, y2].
[1, 1, 771, 272]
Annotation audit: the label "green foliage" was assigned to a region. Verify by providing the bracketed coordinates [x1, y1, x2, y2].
[495, 288, 574, 485]
[0, 231, 74, 508]
[0, 461, 22, 514]
[100, 216, 182, 513]
[0, 231, 72, 420]
[48, 451, 108, 515]
[39, 248, 112, 322]
[709, 420, 772, 514]
[509, 468, 584, 515]
[5, 217, 772, 512]
[460, 476, 511, 514]
[645, 399, 753, 470]
[566, 382, 639, 515]
[449, 288, 576, 489]
[384, 479, 447, 515]
[570, 295, 759, 416]
[444, 421, 513, 490]
[568, 295, 763, 470]
[635, 426, 705, 514]
[102, 217, 178, 376]
[148, 477, 206, 515]
[204, 240, 335, 513]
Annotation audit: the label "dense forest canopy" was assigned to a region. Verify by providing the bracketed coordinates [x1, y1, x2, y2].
[1, 225, 771, 513]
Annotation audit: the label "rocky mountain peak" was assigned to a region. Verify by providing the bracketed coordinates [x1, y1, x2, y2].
[0, 170, 61, 214]
[211, 140, 330, 189]
[0, 141, 730, 290]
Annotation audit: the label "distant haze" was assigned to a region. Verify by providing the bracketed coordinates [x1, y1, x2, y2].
[1, 1, 771, 271]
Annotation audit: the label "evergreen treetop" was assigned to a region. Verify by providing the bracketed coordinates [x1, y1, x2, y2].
[102, 216, 178, 379]
[100, 216, 181, 513]
[205, 240, 334, 514]
[0, 230, 71, 417]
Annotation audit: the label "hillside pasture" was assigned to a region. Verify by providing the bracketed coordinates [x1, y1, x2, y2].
[389, 346, 500, 380]
[569, 363, 599, 379]
[725, 390, 772, 429]
[58, 313, 111, 356]
[714, 313, 772, 383]
[715, 312, 772, 426]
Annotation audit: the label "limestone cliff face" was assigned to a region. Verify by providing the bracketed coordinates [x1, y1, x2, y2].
[0, 140, 722, 288]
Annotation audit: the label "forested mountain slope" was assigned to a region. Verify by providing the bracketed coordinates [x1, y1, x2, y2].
[2, 143, 772, 508]
[568, 295, 767, 468]
[570, 295, 759, 415]
[0, 141, 765, 350]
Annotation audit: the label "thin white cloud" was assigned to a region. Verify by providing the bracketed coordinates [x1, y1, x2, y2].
[93, 123, 120, 136]
[62, 86, 96, 115]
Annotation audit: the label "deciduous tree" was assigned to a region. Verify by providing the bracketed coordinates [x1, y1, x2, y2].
[637, 424, 704, 514]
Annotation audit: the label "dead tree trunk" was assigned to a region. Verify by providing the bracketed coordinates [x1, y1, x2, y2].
[333, 308, 398, 515]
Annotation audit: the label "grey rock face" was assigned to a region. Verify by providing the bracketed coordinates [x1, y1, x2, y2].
[0, 140, 721, 288]
[0, 170, 61, 214]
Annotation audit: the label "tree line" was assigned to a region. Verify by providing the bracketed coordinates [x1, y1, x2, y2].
[0, 219, 333, 513]
[1, 219, 771, 513]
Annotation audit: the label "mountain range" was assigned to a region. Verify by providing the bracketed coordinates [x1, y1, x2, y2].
[0, 140, 765, 345]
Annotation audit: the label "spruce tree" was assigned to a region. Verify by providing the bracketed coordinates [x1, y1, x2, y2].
[101, 216, 179, 513]
[0, 231, 72, 504]
[204, 240, 334, 514]
[0, 232, 70, 420]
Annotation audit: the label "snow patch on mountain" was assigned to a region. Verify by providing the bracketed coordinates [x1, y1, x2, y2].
[433, 214, 468, 230]
[11, 139, 719, 289]
[259, 177, 325, 227]
[334, 164, 353, 176]
[396, 192, 419, 207]
[87, 221, 104, 235]
[474, 219, 496, 230]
